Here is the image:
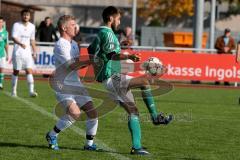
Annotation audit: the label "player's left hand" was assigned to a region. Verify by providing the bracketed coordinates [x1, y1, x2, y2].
[6, 55, 9, 62]
[129, 53, 140, 62]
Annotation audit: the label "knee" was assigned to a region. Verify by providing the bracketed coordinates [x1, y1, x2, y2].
[82, 101, 98, 119]
[26, 69, 33, 75]
[140, 79, 150, 90]
[68, 104, 81, 120]
[69, 110, 81, 120]
[13, 70, 19, 76]
[87, 109, 98, 119]
[128, 105, 139, 116]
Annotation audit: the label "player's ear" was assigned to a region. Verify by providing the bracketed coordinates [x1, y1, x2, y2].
[59, 24, 65, 32]
[109, 16, 113, 22]
[62, 26, 67, 31]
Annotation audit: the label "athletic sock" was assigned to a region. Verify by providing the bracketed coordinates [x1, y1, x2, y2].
[12, 75, 18, 94]
[49, 114, 75, 137]
[86, 118, 98, 146]
[27, 74, 34, 93]
[0, 73, 4, 86]
[141, 88, 158, 120]
[128, 114, 142, 149]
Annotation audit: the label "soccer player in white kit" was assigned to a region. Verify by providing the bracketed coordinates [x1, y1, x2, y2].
[46, 15, 98, 151]
[11, 9, 38, 97]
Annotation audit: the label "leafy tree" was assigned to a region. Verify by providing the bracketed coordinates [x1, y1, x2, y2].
[138, 0, 194, 26]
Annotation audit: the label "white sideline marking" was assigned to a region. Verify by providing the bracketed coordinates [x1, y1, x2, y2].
[3, 91, 131, 160]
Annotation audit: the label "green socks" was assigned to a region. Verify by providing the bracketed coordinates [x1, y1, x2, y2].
[142, 88, 158, 119]
[128, 114, 142, 149]
[0, 73, 4, 86]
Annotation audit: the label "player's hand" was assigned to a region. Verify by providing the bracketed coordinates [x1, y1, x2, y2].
[20, 43, 26, 49]
[121, 40, 133, 46]
[32, 54, 37, 61]
[160, 65, 168, 75]
[6, 55, 9, 62]
[128, 54, 140, 62]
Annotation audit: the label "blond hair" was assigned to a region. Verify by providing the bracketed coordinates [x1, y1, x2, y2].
[57, 15, 76, 33]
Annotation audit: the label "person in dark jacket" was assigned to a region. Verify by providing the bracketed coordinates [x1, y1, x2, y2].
[36, 17, 58, 42]
[215, 28, 236, 54]
[214, 28, 236, 85]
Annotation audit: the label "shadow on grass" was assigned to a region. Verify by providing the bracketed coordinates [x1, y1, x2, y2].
[0, 142, 129, 155]
[0, 142, 47, 149]
[0, 142, 204, 159]
[160, 99, 237, 106]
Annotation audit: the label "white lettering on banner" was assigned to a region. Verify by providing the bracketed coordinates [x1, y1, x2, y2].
[205, 66, 240, 80]
[35, 51, 55, 66]
[166, 64, 202, 77]
[166, 64, 240, 80]
[5, 45, 55, 75]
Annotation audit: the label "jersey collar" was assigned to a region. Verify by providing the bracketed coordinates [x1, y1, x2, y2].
[100, 26, 112, 31]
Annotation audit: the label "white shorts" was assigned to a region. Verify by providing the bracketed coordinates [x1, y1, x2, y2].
[103, 74, 135, 103]
[12, 49, 34, 70]
[56, 84, 92, 109]
[0, 57, 6, 68]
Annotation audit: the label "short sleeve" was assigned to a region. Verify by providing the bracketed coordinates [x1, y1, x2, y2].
[11, 23, 18, 38]
[54, 42, 72, 64]
[30, 25, 35, 40]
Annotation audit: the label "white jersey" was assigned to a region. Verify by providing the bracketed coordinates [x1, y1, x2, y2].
[54, 37, 81, 86]
[12, 22, 35, 56]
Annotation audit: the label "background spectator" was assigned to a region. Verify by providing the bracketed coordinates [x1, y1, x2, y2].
[215, 28, 236, 54]
[36, 17, 58, 42]
[214, 28, 235, 85]
[0, 16, 9, 90]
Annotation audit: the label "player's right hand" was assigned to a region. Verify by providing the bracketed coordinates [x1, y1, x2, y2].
[32, 54, 37, 61]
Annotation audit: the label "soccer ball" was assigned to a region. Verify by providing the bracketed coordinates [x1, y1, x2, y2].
[142, 57, 164, 76]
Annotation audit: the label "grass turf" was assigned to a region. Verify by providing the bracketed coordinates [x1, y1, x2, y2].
[0, 79, 240, 160]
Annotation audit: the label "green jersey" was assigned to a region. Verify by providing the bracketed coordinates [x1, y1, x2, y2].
[0, 29, 8, 58]
[88, 26, 121, 82]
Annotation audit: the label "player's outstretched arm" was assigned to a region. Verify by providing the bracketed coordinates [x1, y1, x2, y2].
[109, 52, 140, 62]
[66, 58, 92, 70]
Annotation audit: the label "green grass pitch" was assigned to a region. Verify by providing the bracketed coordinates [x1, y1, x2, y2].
[0, 79, 240, 160]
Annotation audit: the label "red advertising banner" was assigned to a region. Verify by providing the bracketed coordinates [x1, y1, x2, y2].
[80, 48, 240, 82]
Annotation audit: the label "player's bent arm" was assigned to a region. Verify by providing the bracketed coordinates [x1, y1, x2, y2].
[5, 44, 9, 60]
[12, 37, 26, 49]
[30, 39, 37, 56]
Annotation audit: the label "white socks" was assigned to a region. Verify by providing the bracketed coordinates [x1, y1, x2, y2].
[11, 75, 18, 95]
[49, 114, 76, 137]
[27, 74, 34, 93]
[12, 74, 35, 95]
[86, 118, 98, 146]
[49, 116, 98, 147]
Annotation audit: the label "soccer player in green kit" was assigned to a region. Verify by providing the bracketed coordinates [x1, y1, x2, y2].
[0, 16, 9, 90]
[88, 6, 173, 155]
